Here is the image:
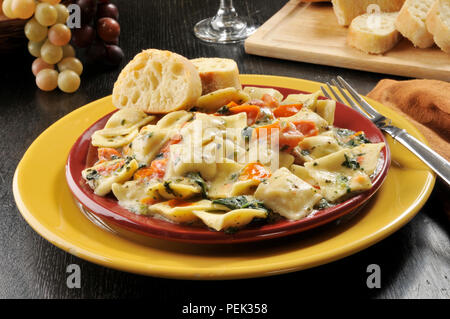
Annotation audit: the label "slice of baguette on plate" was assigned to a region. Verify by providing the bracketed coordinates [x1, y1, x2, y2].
[190, 57, 242, 95]
[331, 0, 405, 26]
[426, 0, 450, 53]
[395, 0, 436, 48]
[112, 49, 202, 113]
[348, 12, 401, 54]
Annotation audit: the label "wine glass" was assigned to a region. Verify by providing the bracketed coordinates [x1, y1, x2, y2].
[194, 0, 257, 43]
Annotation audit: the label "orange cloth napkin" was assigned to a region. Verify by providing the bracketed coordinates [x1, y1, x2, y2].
[368, 79, 450, 217]
[367, 79, 450, 162]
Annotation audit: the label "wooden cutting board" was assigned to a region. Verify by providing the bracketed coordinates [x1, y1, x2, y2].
[245, 0, 450, 81]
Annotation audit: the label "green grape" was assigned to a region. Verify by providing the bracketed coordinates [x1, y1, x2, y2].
[58, 70, 80, 93]
[48, 23, 71, 46]
[28, 40, 45, 58]
[62, 44, 76, 58]
[57, 57, 83, 75]
[54, 4, 69, 24]
[2, 0, 17, 19]
[11, 0, 36, 19]
[24, 18, 48, 42]
[40, 40, 63, 64]
[32, 58, 55, 76]
[36, 69, 59, 91]
[35, 3, 58, 26]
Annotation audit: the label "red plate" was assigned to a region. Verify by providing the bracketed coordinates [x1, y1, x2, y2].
[66, 85, 390, 244]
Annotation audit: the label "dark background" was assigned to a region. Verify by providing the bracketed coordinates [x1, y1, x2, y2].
[0, 0, 449, 301]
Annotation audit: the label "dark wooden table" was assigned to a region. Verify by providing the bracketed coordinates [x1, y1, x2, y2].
[1, 0, 449, 302]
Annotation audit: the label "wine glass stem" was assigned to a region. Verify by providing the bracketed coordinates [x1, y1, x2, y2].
[211, 0, 246, 32]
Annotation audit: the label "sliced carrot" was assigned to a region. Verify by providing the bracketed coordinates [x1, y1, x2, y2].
[291, 121, 319, 137]
[96, 159, 125, 175]
[254, 122, 303, 152]
[160, 134, 182, 157]
[254, 122, 281, 139]
[357, 155, 365, 163]
[167, 199, 194, 208]
[273, 104, 303, 118]
[262, 94, 280, 109]
[353, 175, 367, 184]
[134, 159, 167, 180]
[97, 148, 121, 162]
[226, 101, 239, 107]
[229, 104, 261, 125]
[239, 162, 271, 181]
[140, 197, 159, 205]
[278, 122, 304, 151]
[149, 159, 168, 179]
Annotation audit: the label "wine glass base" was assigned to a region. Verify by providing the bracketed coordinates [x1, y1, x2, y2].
[194, 17, 257, 43]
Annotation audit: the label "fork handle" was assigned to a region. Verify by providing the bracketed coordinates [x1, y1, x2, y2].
[386, 128, 450, 186]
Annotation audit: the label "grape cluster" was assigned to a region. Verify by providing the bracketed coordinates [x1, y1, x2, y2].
[3, 0, 82, 93]
[72, 0, 123, 66]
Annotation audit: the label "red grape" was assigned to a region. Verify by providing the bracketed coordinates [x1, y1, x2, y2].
[105, 44, 123, 66]
[76, 0, 96, 25]
[97, 3, 118, 20]
[97, 17, 120, 43]
[72, 24, 96, 48]
[86, 41, 106, 63]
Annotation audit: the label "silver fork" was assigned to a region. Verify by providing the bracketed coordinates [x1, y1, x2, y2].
[321, 76, 450, 186]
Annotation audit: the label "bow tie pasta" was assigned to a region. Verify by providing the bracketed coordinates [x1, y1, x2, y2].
[82, 87, 385, 233]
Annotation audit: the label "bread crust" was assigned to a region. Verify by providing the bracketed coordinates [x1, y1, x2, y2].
[331, 0, 405, 26]
[112, 49, 202, 114]
[426, 0, 450, 53]
[395, 0, 435, 48]
[191, 57, 241, 95]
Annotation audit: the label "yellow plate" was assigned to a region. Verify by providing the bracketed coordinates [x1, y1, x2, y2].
[13, 75, 435, 280]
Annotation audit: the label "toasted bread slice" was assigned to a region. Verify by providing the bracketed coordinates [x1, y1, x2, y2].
[331, 0, 405, 26]
[395, 0, 435, 48]
[426, 0, 450, 53]
[190, 57, 241, 95]
[348, 12, 401, 54]
[112, 49, 202, 114]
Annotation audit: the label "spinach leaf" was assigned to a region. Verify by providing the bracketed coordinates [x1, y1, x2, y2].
[341, 154, 360, 170]
[241, 126, 253, 143]
[186, 172, 208, 198]
[216, 105, 230, 115]
[317, 198, 333, 210]
[212, 196, 268, 212]
[85, 169, 99, 181]
[163, 181, 177, 196]
[346, 133, 371, 147]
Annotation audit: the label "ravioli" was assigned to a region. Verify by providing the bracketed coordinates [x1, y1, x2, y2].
[282, 91, 321, 110]
[304, 143, 385, 201]
[254, 167, 322, 220]
[243, 86, 283, 102]
[192, 208, 267, 231]
[297, 135, 342, 162]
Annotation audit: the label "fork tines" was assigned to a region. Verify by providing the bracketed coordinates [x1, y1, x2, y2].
[320, 76, 386, 124]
